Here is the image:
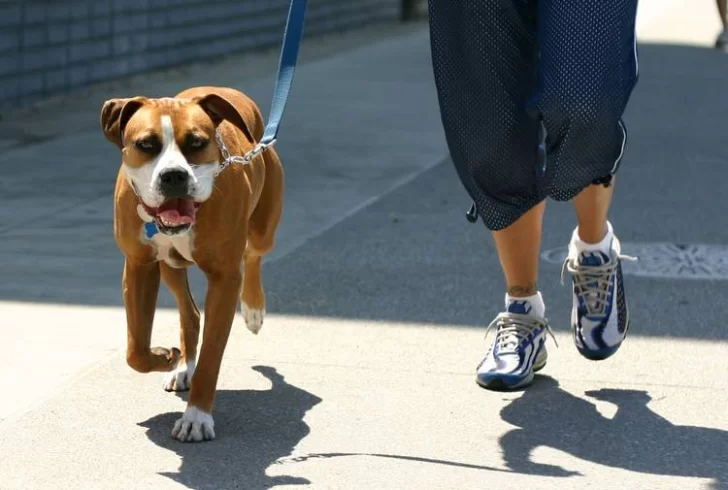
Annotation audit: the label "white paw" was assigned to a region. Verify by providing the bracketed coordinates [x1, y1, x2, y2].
[162, 359, 195, 392]
[171, 406, 215, 442]
[242, 302, 265, 334]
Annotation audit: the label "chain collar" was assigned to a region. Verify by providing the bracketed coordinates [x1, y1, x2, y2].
[214, 128, 274, 176]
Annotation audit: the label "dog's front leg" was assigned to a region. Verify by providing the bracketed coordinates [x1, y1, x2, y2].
[124, 259, 180, 373]
[171, 268, 242, 442]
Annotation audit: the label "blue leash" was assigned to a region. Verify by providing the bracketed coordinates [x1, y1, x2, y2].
[261, 0, 308, 148]
[214, 0, 308, 170]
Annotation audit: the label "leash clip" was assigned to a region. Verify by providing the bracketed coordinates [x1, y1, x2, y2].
[215, 129, 276, 176]
[213, 0, 306, 177]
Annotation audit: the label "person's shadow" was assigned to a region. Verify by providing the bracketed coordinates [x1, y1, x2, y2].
[499, 376, 728, 488]
[139, 365, 322, 490]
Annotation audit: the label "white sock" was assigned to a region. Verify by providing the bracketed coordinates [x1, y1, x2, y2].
[572, 221, 614, 256]
[505, 291, 546, 318]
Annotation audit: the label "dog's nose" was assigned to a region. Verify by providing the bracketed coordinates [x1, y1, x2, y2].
[159, 168, 190, 197]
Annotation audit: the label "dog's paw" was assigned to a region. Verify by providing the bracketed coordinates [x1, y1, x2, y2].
[242, 302, 265, 335]
[171, 406, 215, 442]
[163, 359, 195, 392]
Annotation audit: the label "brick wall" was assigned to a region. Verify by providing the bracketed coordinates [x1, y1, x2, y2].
[0, 0, 402, 110]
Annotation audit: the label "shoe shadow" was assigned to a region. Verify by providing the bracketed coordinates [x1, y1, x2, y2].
[500, 376, 728, 488]
[138, 365, 322, 490]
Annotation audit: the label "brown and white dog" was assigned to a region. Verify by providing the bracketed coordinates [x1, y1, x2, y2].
[100, 86, 284, 442]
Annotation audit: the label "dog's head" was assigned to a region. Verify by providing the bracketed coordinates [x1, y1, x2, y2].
[100, 93, 255, 236]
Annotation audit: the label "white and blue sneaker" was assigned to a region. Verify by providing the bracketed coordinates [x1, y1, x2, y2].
[563, 223, 634, 361]
[476, 293, 556, 390]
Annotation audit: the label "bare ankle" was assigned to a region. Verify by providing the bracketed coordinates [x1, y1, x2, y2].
[507, 283, 538, 297]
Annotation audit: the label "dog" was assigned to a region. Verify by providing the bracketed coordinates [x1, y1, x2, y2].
[100, 86, 284, 442]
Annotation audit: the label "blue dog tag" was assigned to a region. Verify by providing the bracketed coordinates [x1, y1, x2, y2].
[145, 221, 159, 239]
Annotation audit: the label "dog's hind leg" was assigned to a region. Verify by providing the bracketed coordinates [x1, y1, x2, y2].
[241, 253, 265, 334]
[241, 150, 284, 334]
[160, 263, 201, 391]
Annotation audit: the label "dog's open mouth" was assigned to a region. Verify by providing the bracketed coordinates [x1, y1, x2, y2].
[143, 198, 202, 234]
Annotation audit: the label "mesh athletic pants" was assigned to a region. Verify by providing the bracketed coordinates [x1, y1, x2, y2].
[428, 0, 639, 231]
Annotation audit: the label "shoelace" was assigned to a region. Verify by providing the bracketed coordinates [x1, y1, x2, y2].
[561, 251, 637, 317]
[484, 312, 558, 353]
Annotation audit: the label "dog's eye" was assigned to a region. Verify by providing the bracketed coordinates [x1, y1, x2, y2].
[186, 135, 209, 151]
[135, 137, 161, 154]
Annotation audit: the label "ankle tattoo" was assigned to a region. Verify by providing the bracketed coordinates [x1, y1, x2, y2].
[507, 283, 537, 297]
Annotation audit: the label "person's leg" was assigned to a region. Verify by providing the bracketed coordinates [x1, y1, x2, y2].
[717, 0, 727, 29]
[535, 0, 639, 360]
[572, 183, 614, 244]
[492, 201, 546, 299]
[715, 0, 728, 50]
[428, 0, 554, 390]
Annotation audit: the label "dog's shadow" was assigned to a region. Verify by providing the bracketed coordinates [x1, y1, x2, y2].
[499, 376, 728, 488]
[139, 365, 322, 490]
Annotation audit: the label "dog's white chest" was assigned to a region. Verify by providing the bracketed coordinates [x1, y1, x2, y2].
[151, 231, 195, 267]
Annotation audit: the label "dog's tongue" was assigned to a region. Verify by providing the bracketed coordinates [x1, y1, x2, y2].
[157, 199, 196, 227]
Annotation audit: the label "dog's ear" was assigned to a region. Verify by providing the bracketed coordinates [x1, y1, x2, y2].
[194, 93, 259, 144]
[100, 97, 148, 148]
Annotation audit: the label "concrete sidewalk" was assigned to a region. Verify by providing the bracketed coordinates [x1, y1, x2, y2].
[2, 2, 728, 489]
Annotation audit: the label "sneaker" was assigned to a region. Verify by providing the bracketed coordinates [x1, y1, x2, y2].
[476, 297, 556, 390]
[563, 229, 634, 361]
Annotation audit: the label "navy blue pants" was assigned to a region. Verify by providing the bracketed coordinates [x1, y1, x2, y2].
[428, 0, 639, 230]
